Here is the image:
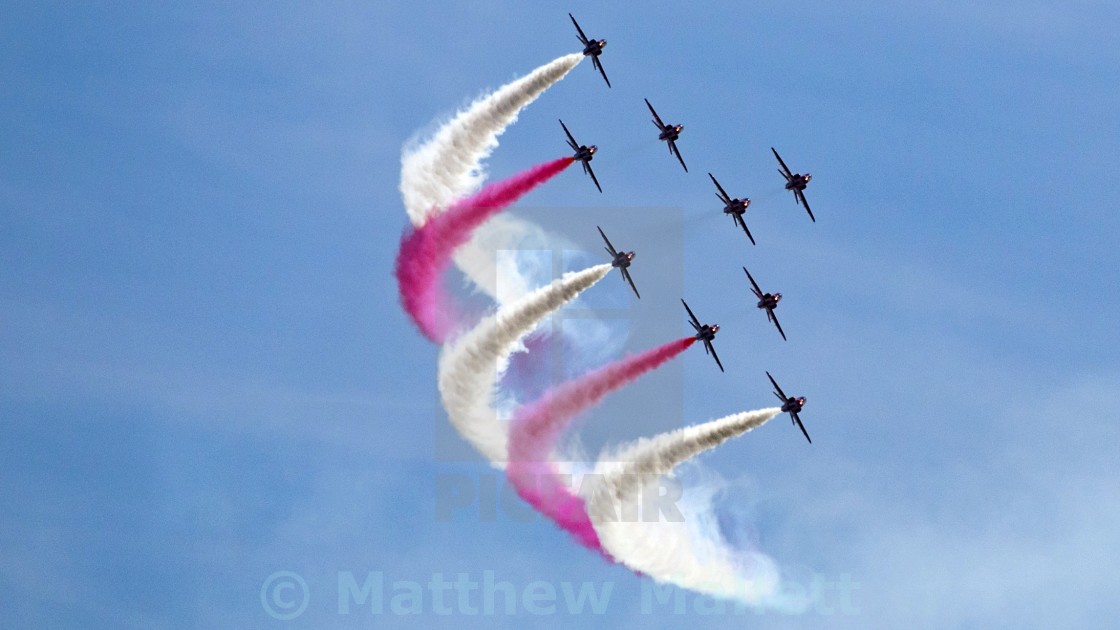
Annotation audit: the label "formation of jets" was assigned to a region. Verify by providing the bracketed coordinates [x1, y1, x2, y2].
[562, 20, 814, 226]
[559, 14, 819, 444]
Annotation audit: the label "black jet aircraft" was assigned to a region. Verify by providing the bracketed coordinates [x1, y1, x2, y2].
[560, 119, 601, 193]
[743, 267, 785, 341]
[682, 299, 723, 372]
[569, 14, 610, 88]
[767, 371, 810, 443]
[772, 147, 814, 222]
[645, 98, 687, 172]
[709, 173, 755, 245]
[597, 226, 639, 299]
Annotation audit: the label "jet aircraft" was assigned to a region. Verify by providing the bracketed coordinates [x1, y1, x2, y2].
[645, 98, 687, 172]
[598, 226, 639, 299]
[561, 119, 601, 193]
[682, 299, 723, 372]
[710, 173, 755, 244]
[569, 14, 610, 88]
[743, 267, 785, 340]
[772, 147, 814, 222]
[767, 371, 811, 443]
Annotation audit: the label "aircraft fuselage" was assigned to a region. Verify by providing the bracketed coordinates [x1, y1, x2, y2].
[574, 145, 596, 163]
[785, 174, 810, 192]
[695, 324, 718, 343]
[782, 397, 806, 414]
[659, 126, 681, 142]
[724, 200, 749, 216]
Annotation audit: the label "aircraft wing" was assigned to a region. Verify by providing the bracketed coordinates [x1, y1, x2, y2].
[769, 308, 787, 341]
[559, 119, 579, 151]
[669, 140, 688, 172]
[709, 173, 731, 203]
[797, 190, 816, 222]
[742, 267, 763, 297]
[621, 267, 640, 299]
[792, 412, 812, 443]
[771, 147, 793, 178]
[645, 98, 665, 128]
[706, 340, 725, 372]
[592, 57, 611, 88]
[766, 371, 788, 400]
[569, 13, 590, 44]
[681, 299, 701, 329]
[586, 162, 603, 193]
[737, 215, 757, 245]
[597, 226, 617, 255]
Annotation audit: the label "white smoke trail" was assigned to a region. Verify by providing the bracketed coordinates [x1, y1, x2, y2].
[587, 408, 808, 610]
[438, 264, 612, 465]
[401, 53, 584, 226]
[400, 53, 583, 304]
[399, 49, 811, 612]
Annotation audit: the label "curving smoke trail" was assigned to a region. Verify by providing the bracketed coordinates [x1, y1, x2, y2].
[401, 53, 583, 226]
[587, 408, 806, 608]
[438, 264, 613, 465]
[507, 337, 697, 553]
[395, 157, 575, 342]
[400, 48, 801, 610]
[400, 54, 585, 303]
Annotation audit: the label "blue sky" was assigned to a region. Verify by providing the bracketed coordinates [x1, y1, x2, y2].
[2, 1, 1118, 627]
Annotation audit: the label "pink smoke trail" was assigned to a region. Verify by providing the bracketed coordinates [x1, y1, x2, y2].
[394, 156, 575, 343]
[507, 336, 698, 553]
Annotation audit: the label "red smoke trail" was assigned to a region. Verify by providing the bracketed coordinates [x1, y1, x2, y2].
[394, 156, 575, 343]
[507, 336, 697, 554]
